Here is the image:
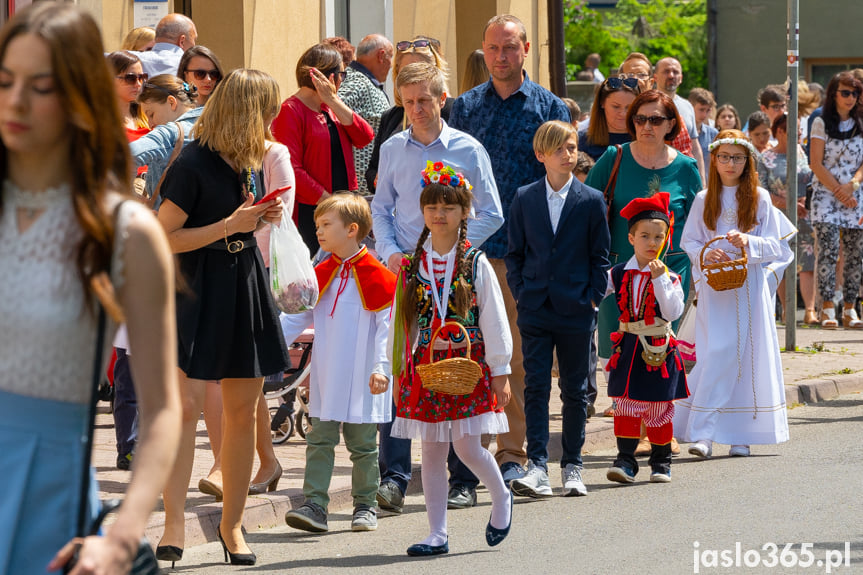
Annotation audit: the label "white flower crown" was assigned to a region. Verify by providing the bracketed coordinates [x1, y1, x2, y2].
[707, 137, 761, 161]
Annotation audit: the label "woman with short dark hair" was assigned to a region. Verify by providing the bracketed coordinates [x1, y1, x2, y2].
[271, 43, 374, 253]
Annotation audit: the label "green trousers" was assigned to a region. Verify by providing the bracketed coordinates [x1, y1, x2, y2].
[303, 418, 379, 509]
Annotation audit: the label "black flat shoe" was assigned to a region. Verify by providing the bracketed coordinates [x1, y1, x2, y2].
[155, 544, 183, 568]
[406, 538, 449, 557]
[485, 490, 513, 547]
[217, 526, 256, 566]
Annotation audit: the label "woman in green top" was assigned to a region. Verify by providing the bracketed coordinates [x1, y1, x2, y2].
[586, 90, 701, 362]
[586, 89, 702, 297]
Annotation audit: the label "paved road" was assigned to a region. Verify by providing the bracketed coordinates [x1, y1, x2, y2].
[175, 394, 863, 574]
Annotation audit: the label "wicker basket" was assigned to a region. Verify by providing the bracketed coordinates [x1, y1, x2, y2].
[699, 235, 748, 291]
[416, 322, 483, 396]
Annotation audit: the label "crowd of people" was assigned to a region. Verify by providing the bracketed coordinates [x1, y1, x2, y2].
[2, 3, 862, 574]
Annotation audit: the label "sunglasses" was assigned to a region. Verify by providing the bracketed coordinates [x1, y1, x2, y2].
[116, 73, 148, 86]
[606, 76, 639, 90]
[633, 114, 670, 126]
[838, 89, 861, 99]
[321, 69, 347, 82]
[396, 39, 431, 51]
[186, 69, 222, 81]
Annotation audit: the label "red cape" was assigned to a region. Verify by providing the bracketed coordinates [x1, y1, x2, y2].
[314, 246, 396, 312]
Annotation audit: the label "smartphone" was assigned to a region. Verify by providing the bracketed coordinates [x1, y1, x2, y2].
[254, 185, 292, 206]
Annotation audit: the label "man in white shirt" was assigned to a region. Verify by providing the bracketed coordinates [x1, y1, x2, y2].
[132, 13, 197, 77]
[654, 57, 706, 182]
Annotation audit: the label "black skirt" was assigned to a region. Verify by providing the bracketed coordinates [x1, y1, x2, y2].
[176, 241, 289, 380]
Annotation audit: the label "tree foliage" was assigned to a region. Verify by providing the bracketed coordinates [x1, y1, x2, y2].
[565, 0, 707, 93]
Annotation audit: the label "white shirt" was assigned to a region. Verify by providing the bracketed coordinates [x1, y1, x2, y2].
[605, 256, 685, 322]
[132, 42, 183, 78]
[545, 175, 573, 234]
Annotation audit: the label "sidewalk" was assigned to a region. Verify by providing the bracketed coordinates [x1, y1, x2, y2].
[93, 320, 863, 547]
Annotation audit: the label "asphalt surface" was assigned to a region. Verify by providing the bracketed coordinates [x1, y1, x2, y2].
[173, 393, 863, 575]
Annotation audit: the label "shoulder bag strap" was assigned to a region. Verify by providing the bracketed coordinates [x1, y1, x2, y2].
[603, 144, 623, 222]
[148, 122, 185, 209]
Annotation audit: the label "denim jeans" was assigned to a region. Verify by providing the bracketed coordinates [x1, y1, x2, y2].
[378, 401, 412, 495]
[112, 348, 138, 457]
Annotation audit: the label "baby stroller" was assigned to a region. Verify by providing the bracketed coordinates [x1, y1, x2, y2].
[264, 328, 313, 443]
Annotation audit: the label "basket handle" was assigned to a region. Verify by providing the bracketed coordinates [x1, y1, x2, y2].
[426, 321, 472, 362]
[698, 235, 749, 268]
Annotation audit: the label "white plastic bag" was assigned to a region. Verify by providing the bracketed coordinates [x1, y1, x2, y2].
[270, 211, 318, 314]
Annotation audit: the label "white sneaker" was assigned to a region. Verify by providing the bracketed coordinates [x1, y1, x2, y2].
[561, 464, 588, 497]
[729, 445, 750, 457]
[688, 440, 712, 459]
[510, 461, 553, 498]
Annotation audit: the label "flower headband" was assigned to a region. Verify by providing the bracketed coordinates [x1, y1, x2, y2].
[707, 137, 761, 160]
[420, 161, 472, 190]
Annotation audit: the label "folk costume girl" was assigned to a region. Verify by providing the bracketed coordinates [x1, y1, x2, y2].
[605, 192, 687, 484]
[675, 130, 791, 459]
[390, 163, 513, 556]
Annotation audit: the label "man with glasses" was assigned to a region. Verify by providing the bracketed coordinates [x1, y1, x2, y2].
[757, 85, 788, 148]
[131, 13, 197, 77]
[653, 57, 706, 182]
[448, 14, 570, 500]
[338, 35, 393, 195]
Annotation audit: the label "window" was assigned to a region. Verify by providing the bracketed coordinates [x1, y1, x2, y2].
[806, 59, 863, 88]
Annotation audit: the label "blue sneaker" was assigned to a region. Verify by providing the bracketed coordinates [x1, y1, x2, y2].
[606, 463, 636, 484]
[500, 462, 526, 488]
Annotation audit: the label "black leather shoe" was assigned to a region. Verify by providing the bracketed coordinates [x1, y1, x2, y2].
[407, 539, 449, 557]
[155, 544, 183, 568]
[217, 526, 256, 566]
[446, 484, 477, 509]
[485, 490, 513, 547]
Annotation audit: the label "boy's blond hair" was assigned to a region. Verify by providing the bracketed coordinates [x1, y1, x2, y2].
[314, 192, 373, 240]
[533, 120, 578, 156]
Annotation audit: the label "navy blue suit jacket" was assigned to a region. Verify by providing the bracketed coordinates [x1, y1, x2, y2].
[505, 177, 611, 330]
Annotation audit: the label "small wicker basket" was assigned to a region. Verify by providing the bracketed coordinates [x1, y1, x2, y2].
[416, 322, 483, 396]
[699, 235, 748, 291]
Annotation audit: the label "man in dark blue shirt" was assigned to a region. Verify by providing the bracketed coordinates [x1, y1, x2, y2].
[446, 13, 570, 505]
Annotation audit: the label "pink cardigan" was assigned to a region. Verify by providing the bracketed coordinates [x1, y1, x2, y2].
[271, 95, 374, 210]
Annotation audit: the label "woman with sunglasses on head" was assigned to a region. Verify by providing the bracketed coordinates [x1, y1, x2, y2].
[177, 45, 224, 106]
[0, 4, 180, 573]
[364, 37, 451, 194]
[578, 75, 640, 161]
[808, 71, 863, 328]
[272, 42, 373, 253]
[107, 50, 149, 140]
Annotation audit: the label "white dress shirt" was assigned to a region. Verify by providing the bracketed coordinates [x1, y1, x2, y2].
[545, 174, 573, 234]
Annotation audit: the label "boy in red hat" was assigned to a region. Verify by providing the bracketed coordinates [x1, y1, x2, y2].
[605, 192, 689, 484]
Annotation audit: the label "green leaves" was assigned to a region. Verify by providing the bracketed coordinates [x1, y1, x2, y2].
[564, 0, 707, 93]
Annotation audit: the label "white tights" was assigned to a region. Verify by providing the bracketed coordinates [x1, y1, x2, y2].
[419, 434, 511, 546]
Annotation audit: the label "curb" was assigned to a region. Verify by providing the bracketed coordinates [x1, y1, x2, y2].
[149, 372, 863, 549]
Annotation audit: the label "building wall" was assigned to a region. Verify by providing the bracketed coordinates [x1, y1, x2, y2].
[716, 0, 863, 120]
[84, 0, 550, 105]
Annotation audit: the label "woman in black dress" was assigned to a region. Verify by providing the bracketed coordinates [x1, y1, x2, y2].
[157, 69, 289, 566]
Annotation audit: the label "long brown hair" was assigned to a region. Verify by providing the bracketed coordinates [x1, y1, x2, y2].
[703, 129, 759, 232]
[397, 182, 474, 334]
[586, 77, 640, 148]
[0, 4, 132, 312]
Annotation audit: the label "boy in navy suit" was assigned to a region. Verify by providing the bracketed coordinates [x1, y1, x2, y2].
[505, 120, 610, 497]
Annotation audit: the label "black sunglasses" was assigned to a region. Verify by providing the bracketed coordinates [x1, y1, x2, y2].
[838, 89, 860, 99]
[605, 76, 639, 90]
[321, 69, 347, 82]
[396, 39, 431, 51]
[186, 69, 222, 81]
[633, 114, 670, 126]
[116, 73, 148, 86]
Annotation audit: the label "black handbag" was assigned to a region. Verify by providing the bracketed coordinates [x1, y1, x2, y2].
[64, 299, 160, 574]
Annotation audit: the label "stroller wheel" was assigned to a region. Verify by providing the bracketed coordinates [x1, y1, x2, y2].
[269, 405, 295, 444]
[296, 411, 312, 438]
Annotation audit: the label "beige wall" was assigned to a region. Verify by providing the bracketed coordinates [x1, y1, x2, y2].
[90, 0, 550, 103]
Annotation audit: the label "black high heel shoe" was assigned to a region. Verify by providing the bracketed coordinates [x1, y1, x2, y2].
[217, 525, 256, 566]
[155, 544, 183, 569]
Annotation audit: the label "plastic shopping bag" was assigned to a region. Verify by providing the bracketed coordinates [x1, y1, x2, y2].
[270, 211, 319, 314]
